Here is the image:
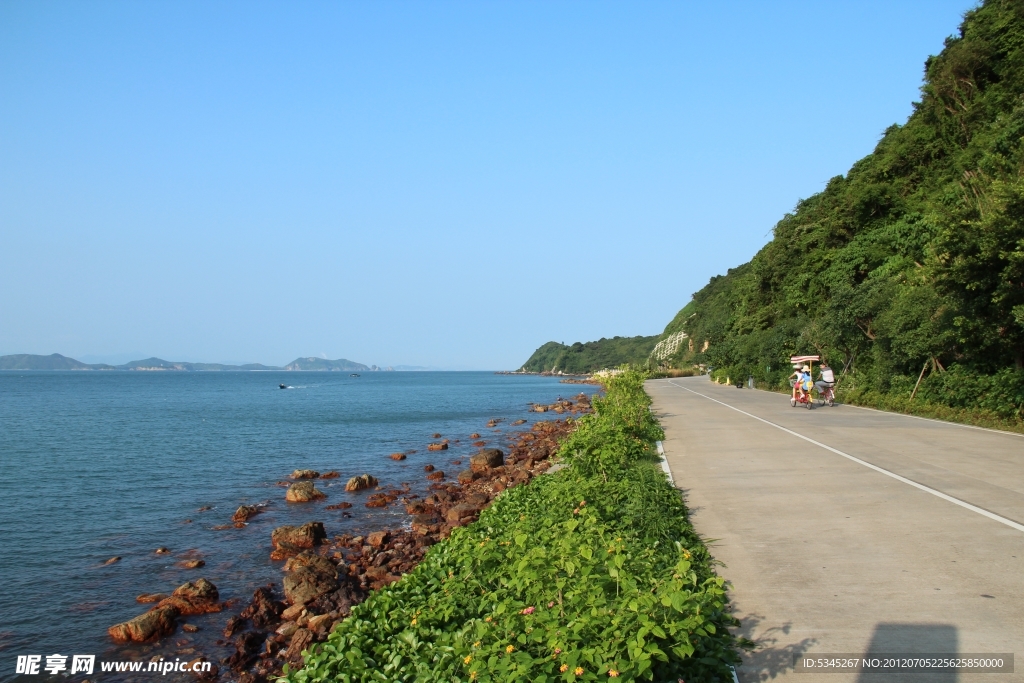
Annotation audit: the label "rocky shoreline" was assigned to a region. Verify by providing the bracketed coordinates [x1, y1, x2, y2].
[104, 392, 595, 682]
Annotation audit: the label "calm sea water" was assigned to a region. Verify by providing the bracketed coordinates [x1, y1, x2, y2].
[0, 371, 583, 681]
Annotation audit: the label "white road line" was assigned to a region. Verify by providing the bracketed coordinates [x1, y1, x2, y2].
[666, 380, 1024, 534]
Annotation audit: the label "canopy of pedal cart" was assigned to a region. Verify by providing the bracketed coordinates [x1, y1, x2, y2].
[790, 354, 820, 371]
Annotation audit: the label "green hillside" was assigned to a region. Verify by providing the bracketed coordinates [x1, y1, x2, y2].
[660, 0, 1024, 420]
[283, 357, 369, 371]
[0, 353, 113, 370]
[521, 336, 660, 373]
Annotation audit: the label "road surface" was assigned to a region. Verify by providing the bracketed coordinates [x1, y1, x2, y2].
[647, 376, 1024, 682]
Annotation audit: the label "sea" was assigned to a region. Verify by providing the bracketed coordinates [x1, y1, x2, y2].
[0, 371, 588, 682]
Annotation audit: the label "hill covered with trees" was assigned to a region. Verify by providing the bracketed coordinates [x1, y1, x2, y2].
[521, 336, 660, 374]
[656, 0, 1024, 421]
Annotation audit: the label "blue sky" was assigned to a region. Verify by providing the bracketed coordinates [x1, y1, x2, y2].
[1, 1, 976, 369]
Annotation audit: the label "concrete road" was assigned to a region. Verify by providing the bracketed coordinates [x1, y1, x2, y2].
[647, 376, 1024, 683]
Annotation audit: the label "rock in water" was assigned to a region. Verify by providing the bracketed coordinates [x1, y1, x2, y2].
[108, 606, 178, 643]
[177, 559, 205, 569]
[367, 531, 389, 548]
[426, 442, 448, 451]
[231, 504, 262, 522]
[470, 448, 504, 472]
[157, 578, 221, 615]
[320, 470, 341, 479]
[389, 452, 406, 460]
[271, 522, 327, 559]
[285, 481, 327, 502]
[344, 474, 378, 492]
[291, 469, 320, 479]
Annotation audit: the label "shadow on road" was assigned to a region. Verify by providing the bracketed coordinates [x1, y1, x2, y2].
[733, 613, 816, 681]
[856, 622, 958, 683]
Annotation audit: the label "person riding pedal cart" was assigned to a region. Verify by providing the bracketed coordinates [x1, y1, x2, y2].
[814, 364, 835, 394]
[790, 365, 812, 402]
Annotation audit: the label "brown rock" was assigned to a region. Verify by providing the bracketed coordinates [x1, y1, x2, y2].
[281, 603, 305, 621]
[239, 586, 283, 628]
[177, 559, 205, 569]
[325, 501, 353, 510]
[344, 474, 378, 492]
[470, 448, 504, 472]
[426, 442, 448, 451]
[444, 503, 482, 523]
[271, 522, 327, 558]
[389, 452, 407, 460]
[182, 623, 199, 633]
[285, 481, 326, 502]
[457, 469, 479, 484]
[469, 433, 481, 439]
[306, 612, 335, 634]
[155, 547, 171, 554]
[291, 469, 320, 479]
[423, 464, 435, 472]
[108, 605, 178, 642]
[283, 555, 338, 605]
[320, 470, 341, 479]
[284, 628, 314, 661]
[426, 470, 445, 481]
[532, 405, 548, 412]
[232, 505, 262, 523]
[511, 419, 526, 425]
[157, 578, 221, 616]
[472, 440, 486, 447]
[103, 556, 121, 565]
[367, 531, 389, 548]
[136, 593, 169, 604]
[432, 433, 442, 438]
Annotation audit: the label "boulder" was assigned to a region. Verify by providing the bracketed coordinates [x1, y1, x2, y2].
[457, 469, 479, 484]
[231, 505, 261, 523]
[469, 433, 481, 439]
[426, 442, 448, 451]
[470, 448, 504, 472]
[239, 586, 283, 628]
[325, 501, 353, 510]
[426, 470, 445, 481]
[511, 419, 526, 425]
[291, 469, 320, 479]
[320, 470, 341, 479]
[444, 503, 482, 523]
[423, 464, 435, 472]
[135, 593, 169, 604]
[177, 559, 205, 569]
[284, 628, 314, 662]
[155, 547, 171, 554]
[157, 578, 221, 615]
[367, 531, 389, 548]
[389, 452, 406, 460]
[108, 605, 178, 642]
[283, 555, 339, 605]
[271, 522, 327, 558]
[532, 405, 548, 412]
[432, 433, 442, 438]
[345, 474, 378, 492]
[286, 481, 326, 502]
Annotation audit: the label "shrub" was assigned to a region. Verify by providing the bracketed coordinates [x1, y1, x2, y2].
[283, 368, 740, 682]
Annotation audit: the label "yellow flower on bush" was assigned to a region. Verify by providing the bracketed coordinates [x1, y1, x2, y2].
[473, 641, 480, 648]
[506, 645, 515, 653]
[463, 656, 472, 664]
[575, 667, 584, 675]
[559, 664, 569, 672]
[469, 672, 477, 681]
[609, 670, 619, 677]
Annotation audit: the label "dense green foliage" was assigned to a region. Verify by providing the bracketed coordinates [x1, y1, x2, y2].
[521, 337, 660, 374]
[662, 0, 1024, 420]
[284, 370, 739, 682]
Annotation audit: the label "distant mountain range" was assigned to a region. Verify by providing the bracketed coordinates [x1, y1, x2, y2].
[0, 353, 375, 372]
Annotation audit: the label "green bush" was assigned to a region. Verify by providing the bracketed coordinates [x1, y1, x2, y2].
[283, 368, 740, 682]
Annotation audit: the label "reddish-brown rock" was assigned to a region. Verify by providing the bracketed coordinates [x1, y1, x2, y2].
[291, 469, 320, 479]
[367, 531, 388, 548]
[325, 501, 353, 510]
[320, 470, 341, 479]
[108, 605, 178, 643]
[426, 442, 448, 451]
[470, 448, 504, 472]
[271, 522, 327, 558]
[426, 470, 445, 481]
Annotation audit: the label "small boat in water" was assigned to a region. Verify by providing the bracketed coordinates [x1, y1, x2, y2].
[279, 383, 288, 389]
[350, 373, 360, 377]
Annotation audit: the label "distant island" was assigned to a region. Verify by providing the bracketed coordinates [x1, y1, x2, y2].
[0, 353, 383, 372]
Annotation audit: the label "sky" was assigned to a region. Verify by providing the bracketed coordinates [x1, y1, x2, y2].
[0, 1, 978, 369]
